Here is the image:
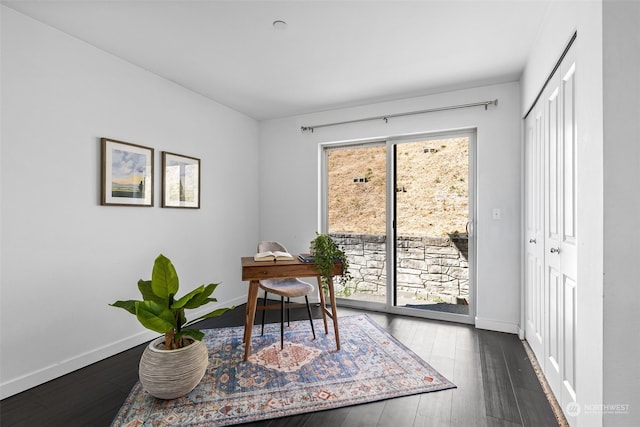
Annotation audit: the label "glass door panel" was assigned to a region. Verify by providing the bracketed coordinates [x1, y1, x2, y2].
[326, 144, 386, 305]
[394, 136, 471, 316]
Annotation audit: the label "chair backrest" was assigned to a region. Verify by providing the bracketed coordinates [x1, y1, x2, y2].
[257, 241, 287, 253]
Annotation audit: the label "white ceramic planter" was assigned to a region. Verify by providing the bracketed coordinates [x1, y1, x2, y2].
[139, 336, 209, 399]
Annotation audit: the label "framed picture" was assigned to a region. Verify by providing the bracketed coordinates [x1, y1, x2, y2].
[162, 152, 200, 209]
[101, 138, 154, 206]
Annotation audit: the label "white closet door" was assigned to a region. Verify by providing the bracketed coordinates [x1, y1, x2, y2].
[525, 45, 578, 422]
[545, 51, 578, 414]
[525, 102, 545, 360]
[544, 66, 565, 400]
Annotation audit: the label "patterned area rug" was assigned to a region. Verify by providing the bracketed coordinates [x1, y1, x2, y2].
[111, 314, 455, 426]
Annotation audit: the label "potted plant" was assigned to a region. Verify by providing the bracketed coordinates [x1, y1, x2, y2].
[309, 233, 352, 289]
[110, 254, 232, 399]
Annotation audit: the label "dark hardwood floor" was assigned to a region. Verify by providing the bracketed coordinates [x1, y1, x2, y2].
[1, 305, 559, 426]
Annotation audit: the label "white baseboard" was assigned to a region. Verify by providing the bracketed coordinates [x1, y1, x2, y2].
[475, 316, 519, 334]
[0, 329, 157, 400]
[0, 296, 247, 400]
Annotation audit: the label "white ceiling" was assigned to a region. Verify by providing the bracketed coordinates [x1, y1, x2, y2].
[2, 0, 552, 120]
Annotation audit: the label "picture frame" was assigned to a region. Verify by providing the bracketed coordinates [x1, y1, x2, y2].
[101, 138, 154, 206]
[162, 152, 201, 209]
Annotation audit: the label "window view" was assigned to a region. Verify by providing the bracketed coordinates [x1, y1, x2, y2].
[327, 145, 387, 235]
[394, 137, 470, 315]
[327, 144, 387, 303]
[395, 138, 469, 237]
[326, 136, 471, 316]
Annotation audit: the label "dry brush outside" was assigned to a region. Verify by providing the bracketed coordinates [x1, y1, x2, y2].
[328, 138, 469, 237]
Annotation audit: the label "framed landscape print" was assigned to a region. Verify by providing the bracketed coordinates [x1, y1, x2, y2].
[101, 138, 154, 206]
[162, 152, 200, 209]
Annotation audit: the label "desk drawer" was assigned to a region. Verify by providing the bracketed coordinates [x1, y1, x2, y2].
[242, 264, 317, 281]
[241, 258, 343, 281]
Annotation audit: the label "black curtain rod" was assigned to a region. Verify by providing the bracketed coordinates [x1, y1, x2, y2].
[524, 31, 577, 119]
[300, 99, 498, 133]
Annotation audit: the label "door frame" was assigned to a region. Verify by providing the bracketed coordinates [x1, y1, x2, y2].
[320, 129, 477, 324]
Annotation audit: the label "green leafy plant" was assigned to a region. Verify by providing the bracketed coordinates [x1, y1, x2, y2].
[310, 233, 352, 288]
[110, 254, 233, 350]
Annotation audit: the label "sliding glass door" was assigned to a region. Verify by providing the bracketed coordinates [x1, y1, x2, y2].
[393, 135, 473, 318]
[323, 131, 475, 322]
[325, 143, 387, 305]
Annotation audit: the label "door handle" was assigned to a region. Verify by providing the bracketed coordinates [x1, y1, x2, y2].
[529, 238, 537, 244]
[550, 247, 560, 254]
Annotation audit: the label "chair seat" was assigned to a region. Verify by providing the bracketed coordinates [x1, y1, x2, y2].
[259, 278, 314, 298]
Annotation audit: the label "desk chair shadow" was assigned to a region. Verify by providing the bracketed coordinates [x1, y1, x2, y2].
[257, 241, 316, 349]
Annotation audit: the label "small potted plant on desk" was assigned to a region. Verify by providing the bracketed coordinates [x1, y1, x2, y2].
[110, 254, 233, 399]
[310, 233, 352, 290]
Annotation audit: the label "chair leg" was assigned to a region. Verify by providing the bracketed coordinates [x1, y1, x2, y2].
[287, 297, 291, 326]
[280, 296, 285, 350]
[305, 296, 316, 340]
[261, 291, 268, 336]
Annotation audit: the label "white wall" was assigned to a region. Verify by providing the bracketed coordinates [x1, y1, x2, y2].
[0, 7, 259, 398]
[259, 82, 522, 334]
[521, 1, 605, 425]
[602, 1, 640, 425]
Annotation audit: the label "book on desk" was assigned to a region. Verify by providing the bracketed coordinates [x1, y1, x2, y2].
[297, 253, 315, 263]
[253, 251, 294, 261]
[298, 253, 345, 264]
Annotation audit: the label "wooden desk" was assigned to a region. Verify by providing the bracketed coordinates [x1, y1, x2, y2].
[241, 257, 342, 361]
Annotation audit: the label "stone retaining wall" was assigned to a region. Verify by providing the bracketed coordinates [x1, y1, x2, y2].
[330, 233, 469, 304]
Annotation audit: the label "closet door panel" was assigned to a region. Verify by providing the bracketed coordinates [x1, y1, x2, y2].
[524, 44, 578, 424]
[559, 56, 578, 412]
[524, 106, 545, 360]
[544, 72, 564, 398]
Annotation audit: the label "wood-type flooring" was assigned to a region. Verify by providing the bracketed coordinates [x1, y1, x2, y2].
[1, 305, 559, 426]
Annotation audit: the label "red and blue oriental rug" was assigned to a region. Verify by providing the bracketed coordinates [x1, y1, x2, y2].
[111, 314, 455, 426]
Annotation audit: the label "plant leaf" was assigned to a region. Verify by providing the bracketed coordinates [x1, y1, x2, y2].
[173, 283, 220, 310]
[171, 285, 205, 309]
[184, 283, 219, 309]
[109, 299, 138, 315]
[135, 300, 175, 334]
[184, 306, 234, 327]
[138, 279, 166, 304]
[151, 254, 179, 299]
[176, 328, 204, 341]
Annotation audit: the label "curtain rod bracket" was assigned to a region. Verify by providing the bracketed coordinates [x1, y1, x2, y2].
[486, 99, 498, 110]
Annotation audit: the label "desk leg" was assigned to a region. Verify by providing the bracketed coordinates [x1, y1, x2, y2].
[317, 276, 329, 334]
[327, 277, 341, 351]
[243, 280, 260, 361]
